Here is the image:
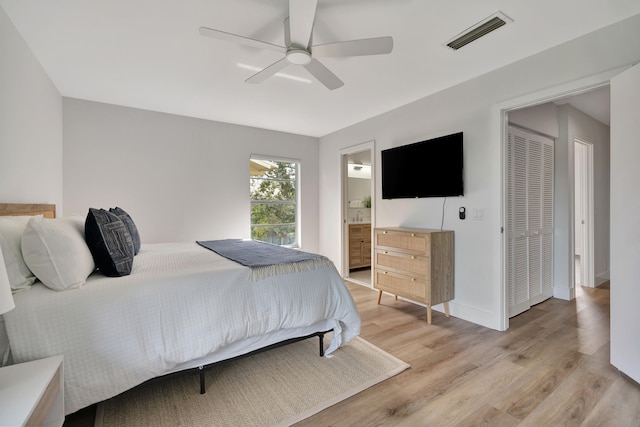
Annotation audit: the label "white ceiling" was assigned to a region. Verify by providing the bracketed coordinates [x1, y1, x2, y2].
[554, 86, 611, 126]
[2, 0, 638, 137]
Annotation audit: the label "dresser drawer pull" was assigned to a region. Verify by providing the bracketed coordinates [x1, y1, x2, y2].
[383, 231, 388, 234]
[411, 233, 415, 237]
[411, 256, 416, 260]
[384, 251, 388, 254]
[383, 271, 388, 274]
[411, 278, 416, 282]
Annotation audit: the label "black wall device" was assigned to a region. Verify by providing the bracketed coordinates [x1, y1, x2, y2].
[459, 207, 466, 220]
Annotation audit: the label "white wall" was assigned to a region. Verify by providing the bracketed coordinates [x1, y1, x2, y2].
[347, 177, 372, 222]
[0, 7, 62, 208]
[63, 99, 321, 251]
[508, 103, 559, 138]
[347, 178, 371, 204]
[319, 14, 640, 330]
[610, 63, 640, 383]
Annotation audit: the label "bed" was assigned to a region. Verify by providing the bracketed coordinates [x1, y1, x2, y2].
[0, 203, 361, 415]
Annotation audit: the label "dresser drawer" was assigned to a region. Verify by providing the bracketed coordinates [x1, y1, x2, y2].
[375, 250, 429, 277]
[375, 229, 430, 255]
[375, 269, 427, 302]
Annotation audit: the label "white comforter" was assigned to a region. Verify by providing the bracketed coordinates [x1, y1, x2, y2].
[4, 243, 361, 414]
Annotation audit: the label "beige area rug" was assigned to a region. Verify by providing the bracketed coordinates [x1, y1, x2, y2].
[94, 337, 409, 427]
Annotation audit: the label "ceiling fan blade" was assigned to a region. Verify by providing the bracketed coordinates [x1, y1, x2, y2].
[304, 59, 344, 90]
[284, 17, 291, 47]
[312, 36, 393, 58]
[289, 0, 317, 48]
[245, 58, 289, 84]
[199, 27, 286, 54]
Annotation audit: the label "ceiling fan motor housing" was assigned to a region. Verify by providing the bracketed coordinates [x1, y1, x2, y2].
[286, 48, 312, 65]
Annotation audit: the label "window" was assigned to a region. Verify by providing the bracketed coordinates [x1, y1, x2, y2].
[250, 157, 299, 247]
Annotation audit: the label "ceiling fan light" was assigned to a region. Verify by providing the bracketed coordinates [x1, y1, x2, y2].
[286, 49, 312, 65]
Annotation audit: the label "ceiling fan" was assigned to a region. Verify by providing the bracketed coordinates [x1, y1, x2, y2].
[199, 0, 393, 90]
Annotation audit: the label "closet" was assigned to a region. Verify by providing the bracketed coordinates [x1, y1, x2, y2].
[506, 126, 554, 317]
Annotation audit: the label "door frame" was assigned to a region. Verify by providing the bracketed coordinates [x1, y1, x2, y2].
[340, 140, 375, 285]
[573, 138, 595, 287]
[496, 66, 627, 331]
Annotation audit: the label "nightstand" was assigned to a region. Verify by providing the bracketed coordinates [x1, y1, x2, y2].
[0, 355, 64, 427]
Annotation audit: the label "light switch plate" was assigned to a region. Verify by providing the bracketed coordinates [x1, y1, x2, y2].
[472, 208, 485, 220]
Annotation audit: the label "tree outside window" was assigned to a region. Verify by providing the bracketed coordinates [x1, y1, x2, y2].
[250, 158, 298, 246]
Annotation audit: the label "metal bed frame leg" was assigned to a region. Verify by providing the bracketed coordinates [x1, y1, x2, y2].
[318, 332, 325, 357]
[199, 366, 205, 394]
[197, 330, 328, 395]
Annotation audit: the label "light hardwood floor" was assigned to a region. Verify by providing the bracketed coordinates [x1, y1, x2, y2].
[297, 280, 640, 426]
[348, 267, 371, 285]
[65, 280, 640, 426]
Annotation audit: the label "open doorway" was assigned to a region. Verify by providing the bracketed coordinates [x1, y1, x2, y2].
[499, 75, 613, 330]
[340, 142, 374, 286]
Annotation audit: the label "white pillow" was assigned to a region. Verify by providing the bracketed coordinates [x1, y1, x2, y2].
[21, 215, 95, 291]
[0, 216, 39, 291]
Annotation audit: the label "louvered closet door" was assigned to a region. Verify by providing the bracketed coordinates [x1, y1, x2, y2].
[534, 140, 554, 304]
[507, 129, 531, 316]
[507, 126, 554, 317]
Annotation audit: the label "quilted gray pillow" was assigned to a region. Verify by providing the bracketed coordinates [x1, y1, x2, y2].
[85, 208, 134, 277]
[109, 207, 141, 255]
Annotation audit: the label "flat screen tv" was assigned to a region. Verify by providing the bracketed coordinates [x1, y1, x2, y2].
[381, 132, 463, 199]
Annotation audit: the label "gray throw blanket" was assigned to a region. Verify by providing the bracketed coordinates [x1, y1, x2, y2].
[197, 239, 334, 280]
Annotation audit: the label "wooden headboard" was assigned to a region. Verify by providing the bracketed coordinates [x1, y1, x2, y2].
[0, 204, 56, 218]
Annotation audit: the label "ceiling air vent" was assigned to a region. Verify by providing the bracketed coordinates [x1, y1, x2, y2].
[445, 12, 513, 50]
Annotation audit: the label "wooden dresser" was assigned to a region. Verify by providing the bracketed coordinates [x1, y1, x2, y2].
[349, 223, 371, 269]
[374, 227, 454, 324]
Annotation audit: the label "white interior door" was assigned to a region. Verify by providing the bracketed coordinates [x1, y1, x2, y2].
[506, 129, 530, 316]
[574, 141, 584, 261]
[610, 64, 640, 383]
[573, 139, 594, 287]
[507, 126, 554, 317]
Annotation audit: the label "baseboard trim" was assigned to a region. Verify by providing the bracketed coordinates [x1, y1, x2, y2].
[554, 285, 572, 301]
[393, 295, 503, 331]
[448, 302, 503, 331]
[596, 270, 610, 285]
